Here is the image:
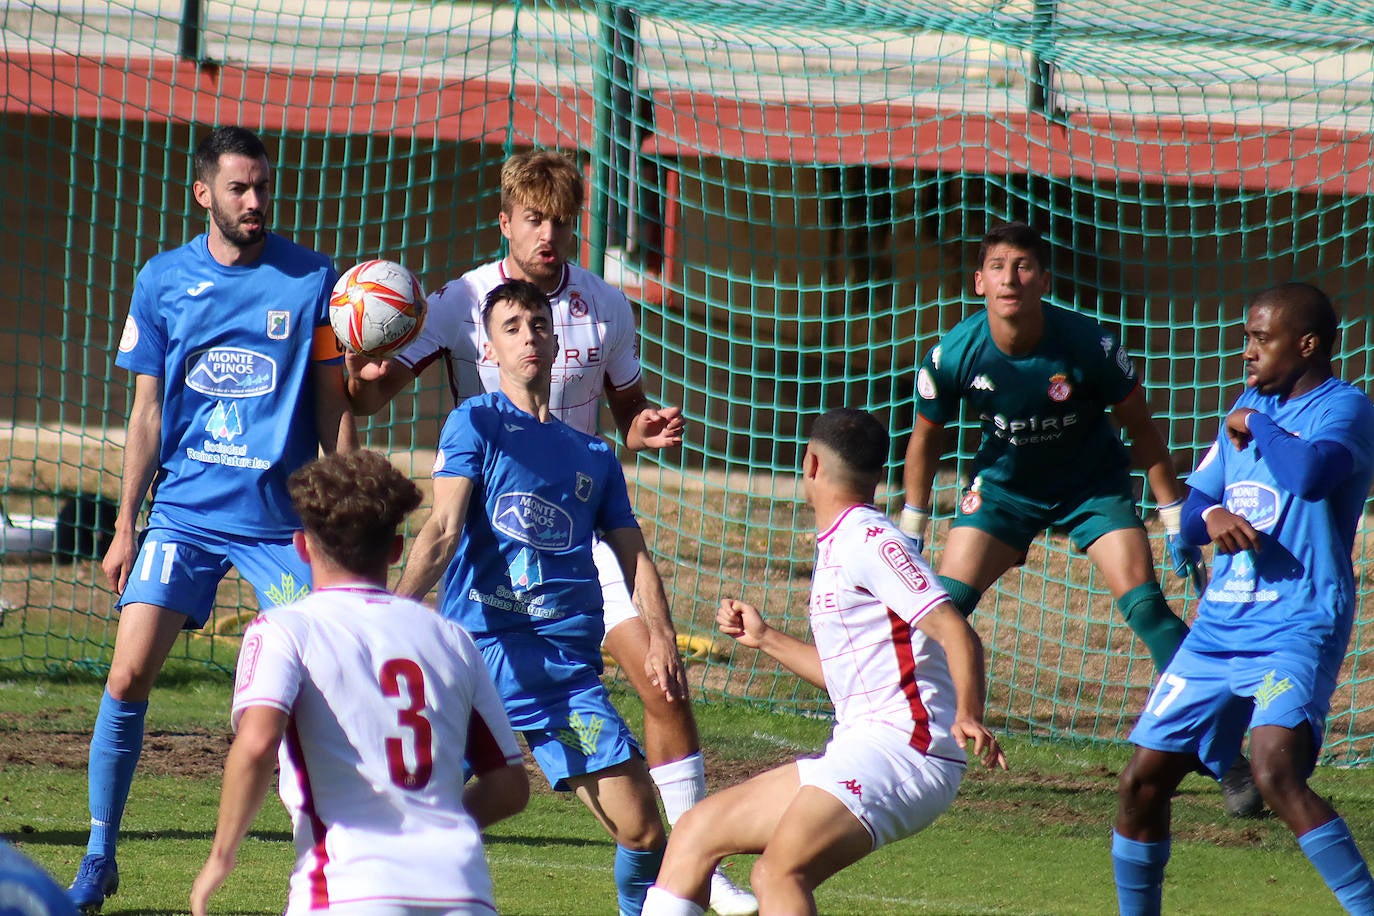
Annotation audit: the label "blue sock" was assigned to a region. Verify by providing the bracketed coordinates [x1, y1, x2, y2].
[1299, 817, 1374, 914]
[86, 690, 148, 858]
[1112, 831, 1169, 916]
[614, 844, 664, 916]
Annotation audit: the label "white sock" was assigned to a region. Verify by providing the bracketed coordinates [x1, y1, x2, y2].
[643, 886, 706, 916]
[650, 751, 707, 827]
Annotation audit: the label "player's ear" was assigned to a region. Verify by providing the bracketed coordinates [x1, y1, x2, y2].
[192, 180, 212, 209]
[387, 533, 405, 565]
[801, 444, 820, 481]
[292, 530, 311, 564]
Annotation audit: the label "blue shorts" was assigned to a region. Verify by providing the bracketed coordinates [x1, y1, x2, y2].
[521, 687, 642, 792]
[116, 513, 311, 626]
[1129, 642, 1333, 779]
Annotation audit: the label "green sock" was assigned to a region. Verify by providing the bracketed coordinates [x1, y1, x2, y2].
[1116, 582, 1189, 670]
[938, 576, 983, 617]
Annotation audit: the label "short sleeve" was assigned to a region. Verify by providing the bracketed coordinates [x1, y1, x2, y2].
[913, 343, 956, 426]
[434, 402, 490, 482]
[848, 527, 948, 626]
[1094, 328, 1140, 406]
[114, 265, 169, 376]
[231, 615, 303, 729]
[593, 445, 639, 533]
[601, 289, 644, 392]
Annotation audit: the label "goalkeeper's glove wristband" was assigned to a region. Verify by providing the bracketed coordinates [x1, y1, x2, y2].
[899, 504, 931, 542]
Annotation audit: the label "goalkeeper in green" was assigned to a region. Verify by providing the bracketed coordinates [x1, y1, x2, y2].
[900, 221, 1260, 819]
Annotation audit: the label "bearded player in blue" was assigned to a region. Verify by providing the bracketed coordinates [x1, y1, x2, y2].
[398, 278, 688, 916]
[1114, 282, 1374, 915]
[68, 126, 355, 913]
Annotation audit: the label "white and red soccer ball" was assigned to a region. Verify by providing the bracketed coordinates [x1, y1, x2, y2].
[329, 259, 427, 359]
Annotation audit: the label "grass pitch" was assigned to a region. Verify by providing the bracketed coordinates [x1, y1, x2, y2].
[3, 672, 1370, 914]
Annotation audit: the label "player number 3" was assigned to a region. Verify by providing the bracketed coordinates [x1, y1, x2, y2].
[379, 658, 435, 790]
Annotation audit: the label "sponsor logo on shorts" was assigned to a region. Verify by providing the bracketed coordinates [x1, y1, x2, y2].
[186, 347, 277, 398]
[264, 573, 309, 608]
[840, 778, 863, 799]
[267, 310, 290, 339]
[556, 711, 605, 755]
[494, 492, 575, 549]
[1255, 670, 1294, 710]
[879, 538, 929, 592]
[1047, 373, 1071, 402]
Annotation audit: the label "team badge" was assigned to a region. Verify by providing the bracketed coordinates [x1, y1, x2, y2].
[917, 367, 937, 400]
[569, 292, 589, 318]
[267, 310, 290, 339]
[575, 472, 593, 502]
[960, 489, 982, 515]
[118, 316, 140, 353]
[1048, 373, 1071, 402]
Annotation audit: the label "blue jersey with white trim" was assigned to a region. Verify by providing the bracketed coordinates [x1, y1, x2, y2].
[115, 233, 339, 538]
[434, 391, 638, 656]
[1187, 376, 1374, 661]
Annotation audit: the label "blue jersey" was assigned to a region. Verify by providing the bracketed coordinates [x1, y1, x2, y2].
[115, 233, 341, 539]
[434, 391, 638, 656]
[1187, 377, 1374, 665]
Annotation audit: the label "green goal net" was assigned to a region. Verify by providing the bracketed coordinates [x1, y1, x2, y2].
[2, 0, 1372, 759]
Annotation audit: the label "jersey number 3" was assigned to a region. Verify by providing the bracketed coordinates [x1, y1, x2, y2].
[380, 658, 434, 790]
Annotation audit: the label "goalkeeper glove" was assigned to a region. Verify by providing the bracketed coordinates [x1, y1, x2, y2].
[899, 504, 931, 554]
[1158, 498, 1207, 594]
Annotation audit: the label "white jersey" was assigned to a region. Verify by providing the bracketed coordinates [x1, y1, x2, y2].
[398, 259, 642, 436]
[810, 505, 965, 763]
[233, 585, 523, 914]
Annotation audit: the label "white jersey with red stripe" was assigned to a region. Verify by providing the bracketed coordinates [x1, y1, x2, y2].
[397, 259, 641, 436]
[232, 585, 523, 914]
[811, 504, 965, 764]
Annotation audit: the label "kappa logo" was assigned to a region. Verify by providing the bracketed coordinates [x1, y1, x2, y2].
[840, 778, 863, 799]
[971, 374, 996, 392]
[187, 280, 214, 297]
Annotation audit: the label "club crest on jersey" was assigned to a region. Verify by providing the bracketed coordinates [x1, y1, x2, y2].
[186, 347, 277, 398]
[575, 473, 593, 502]
[493, 492, 574, 549]
[960, 489, 982, 515]
[879, 538, 929, 592]
[267, 310, 290, 339]
[1048, 373, 1071, 402]
[569, 292, 589, 318]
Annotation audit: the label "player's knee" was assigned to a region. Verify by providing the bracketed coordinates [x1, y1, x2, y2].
[749, 855, 808, 901]
[938, 576, 982, 617]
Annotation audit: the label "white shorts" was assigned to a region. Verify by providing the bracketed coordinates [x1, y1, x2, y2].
[303, 904, 494, 915]
[795, 725, 964, 850]
[594, 537, 639, 638]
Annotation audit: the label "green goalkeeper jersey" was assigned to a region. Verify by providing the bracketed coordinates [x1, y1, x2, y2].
[914, 302, 1139, 502]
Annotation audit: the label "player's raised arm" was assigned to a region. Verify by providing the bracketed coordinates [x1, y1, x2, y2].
[715, 597, 825, 688]
[103, 373, 162, 595]
[915, 602, 1007, 770]
[601, 525, 688, 702]
[395, 474, 474, 601]
[605, 381, 686, 452]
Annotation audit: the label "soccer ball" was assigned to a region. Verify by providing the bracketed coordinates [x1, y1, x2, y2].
[329, 259, 427, 359]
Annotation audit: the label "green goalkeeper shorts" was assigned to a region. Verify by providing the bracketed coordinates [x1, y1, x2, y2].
[949, 471, 1144, 554]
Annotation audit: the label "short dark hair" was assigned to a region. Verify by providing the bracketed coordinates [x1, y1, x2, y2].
[481, 279, 554, 333]
[287, 450, 422, 576]
[808, 408, 889, 490]
[978, 221, 1051, 270]
[193, 126, 270, 184]
[1252, 282, 1340, 357]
